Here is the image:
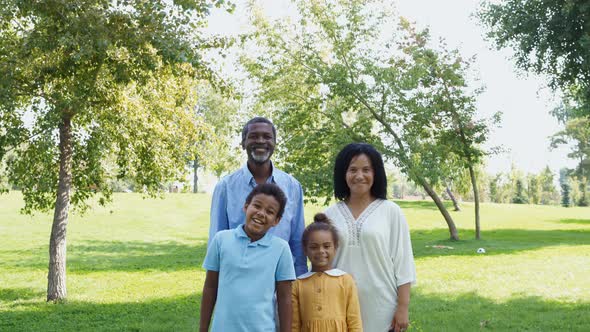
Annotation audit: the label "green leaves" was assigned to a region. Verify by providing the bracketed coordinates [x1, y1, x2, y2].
[479, 0, 590, 115]
[244, 0, 494, 204]
[0, 0, 228, 213]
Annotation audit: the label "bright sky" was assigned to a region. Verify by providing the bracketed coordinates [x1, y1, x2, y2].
[206, 0, 577, 175]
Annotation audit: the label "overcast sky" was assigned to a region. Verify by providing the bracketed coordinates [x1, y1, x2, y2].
[206, 0, 577, 175]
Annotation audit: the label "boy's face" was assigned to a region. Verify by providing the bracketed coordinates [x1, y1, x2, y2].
[243, 193, 281, 241]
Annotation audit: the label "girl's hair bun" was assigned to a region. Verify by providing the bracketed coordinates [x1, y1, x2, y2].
[313, 213, 330, 224]
[303, 212, 339, 248]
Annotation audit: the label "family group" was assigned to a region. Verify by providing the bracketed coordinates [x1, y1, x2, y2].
[199, 117, 416, 332]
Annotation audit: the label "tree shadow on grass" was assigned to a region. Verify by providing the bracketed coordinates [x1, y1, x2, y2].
[0, 288, 45, 302]
[68, 240, 209, 273]
[0, 294, 202, 332]
[412, 228, 590, 258]
[2, 291, 588, 332]
[0, 240, 209, 273]
[557, 218, 590, 225]
[410, 290, 590, 331]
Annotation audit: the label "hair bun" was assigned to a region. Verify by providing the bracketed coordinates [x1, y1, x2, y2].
[313, 213, 330, 224]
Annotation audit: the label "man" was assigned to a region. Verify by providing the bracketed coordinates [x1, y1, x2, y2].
[209, 117, 307, 276]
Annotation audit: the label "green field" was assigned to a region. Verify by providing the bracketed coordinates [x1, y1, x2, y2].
[1, 191, 589, 331]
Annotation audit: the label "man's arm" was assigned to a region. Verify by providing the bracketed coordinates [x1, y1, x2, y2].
[290, 184, 308, 276]
[276, 280, 293, 332]
[208, 182, 228, 245]
[199, 270, 219, 332]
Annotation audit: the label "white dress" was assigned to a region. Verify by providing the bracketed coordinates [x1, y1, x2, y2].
[326, 199, 417, 332]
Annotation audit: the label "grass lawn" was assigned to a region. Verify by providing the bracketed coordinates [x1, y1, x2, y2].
[1, 191, 589, 331]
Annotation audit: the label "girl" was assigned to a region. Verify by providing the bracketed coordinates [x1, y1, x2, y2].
[291, 213, 362, 332]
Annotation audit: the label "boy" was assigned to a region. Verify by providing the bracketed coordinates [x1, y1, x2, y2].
[200, 183, 295, 332]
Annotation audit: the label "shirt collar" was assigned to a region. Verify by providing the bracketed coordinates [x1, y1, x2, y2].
[236, 224, 273, 247]
[297, 269, 347, 279]
[239, 162, 285, 187]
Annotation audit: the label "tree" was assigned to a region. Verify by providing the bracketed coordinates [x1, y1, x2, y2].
[431, 73, 500, 238]
[0, 0, 233, 301]
[445, 185, 461, 211]
[489, 175, 500, 203]
[191, 81, 240, 193]
[538, 166, 559, 205]
[561, 182, 571, 207]
[511, 179, 528, 204]
[527, 174, 540, 204]
[551, 115, 590, 197]
[480, 1, 590, 188]
[243, 0, 496, 240]
[479, 0, 590, 116]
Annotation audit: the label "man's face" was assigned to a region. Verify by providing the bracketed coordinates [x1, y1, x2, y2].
[242, 122, 276, 164]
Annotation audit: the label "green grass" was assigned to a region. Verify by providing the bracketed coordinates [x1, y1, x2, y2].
[1, 192, 589, 331]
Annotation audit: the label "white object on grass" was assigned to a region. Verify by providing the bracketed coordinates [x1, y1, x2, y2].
[477, 248, 486, 254]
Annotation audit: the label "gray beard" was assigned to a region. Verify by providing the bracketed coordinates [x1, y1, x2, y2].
[251, 150, 271, 163]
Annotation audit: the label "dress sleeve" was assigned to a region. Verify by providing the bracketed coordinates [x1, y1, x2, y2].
[390, 205, 417, 286]
[345, 275, 363, 331]
[291, 280, 301, 332]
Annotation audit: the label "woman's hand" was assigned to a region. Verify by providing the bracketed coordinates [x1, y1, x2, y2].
[389, 283, 411, 332]
[389, 304, 409, 332]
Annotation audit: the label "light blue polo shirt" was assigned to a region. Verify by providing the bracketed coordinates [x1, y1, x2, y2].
[203, 225, 296, 332]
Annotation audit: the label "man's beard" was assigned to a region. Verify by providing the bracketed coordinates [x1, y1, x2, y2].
[250, 149, 271, 164]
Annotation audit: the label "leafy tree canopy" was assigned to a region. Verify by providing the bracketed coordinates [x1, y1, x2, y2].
[0, 0, 233, 213]
[479, 0, 590, 112]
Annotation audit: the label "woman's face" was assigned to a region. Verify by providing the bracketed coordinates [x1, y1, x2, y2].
[345, 153, 374, 197]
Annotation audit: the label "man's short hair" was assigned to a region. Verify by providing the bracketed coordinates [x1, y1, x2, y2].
[241, 117, 277, 144]
[245, 183, 288, 219]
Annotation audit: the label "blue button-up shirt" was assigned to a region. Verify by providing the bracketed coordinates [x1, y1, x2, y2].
[209, 163, 308, 276]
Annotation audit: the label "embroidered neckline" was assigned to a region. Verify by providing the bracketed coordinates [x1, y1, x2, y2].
[337, 199, 384, 246]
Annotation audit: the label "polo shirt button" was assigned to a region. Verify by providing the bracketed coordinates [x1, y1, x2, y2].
[317, 306, 322, 311]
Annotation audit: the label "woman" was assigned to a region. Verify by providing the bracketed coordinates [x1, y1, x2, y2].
[325, 143, 416, 332]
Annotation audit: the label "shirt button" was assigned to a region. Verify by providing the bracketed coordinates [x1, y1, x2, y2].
[317, 288, 321, 293]
[317, 306, 322, 311]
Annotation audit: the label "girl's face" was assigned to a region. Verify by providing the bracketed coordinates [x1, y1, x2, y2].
[345, 153, 374, 197]
[305, 230, 336, 272]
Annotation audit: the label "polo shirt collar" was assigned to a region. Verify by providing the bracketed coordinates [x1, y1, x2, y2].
[236, 224, 273, 247]
[297, 269, 347, 279]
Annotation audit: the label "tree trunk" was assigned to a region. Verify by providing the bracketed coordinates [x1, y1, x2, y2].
[47, 116, 73, 302]
[419, 177, 460, 240]
[446, 186, 461, 211]
[468, 165, 481, 239]
[193, 155, 199, 194]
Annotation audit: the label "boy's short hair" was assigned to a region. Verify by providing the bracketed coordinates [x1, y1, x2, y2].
[245, 183, 288, 219]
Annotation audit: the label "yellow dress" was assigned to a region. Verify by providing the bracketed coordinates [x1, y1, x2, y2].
[292, 269, 363, 332]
